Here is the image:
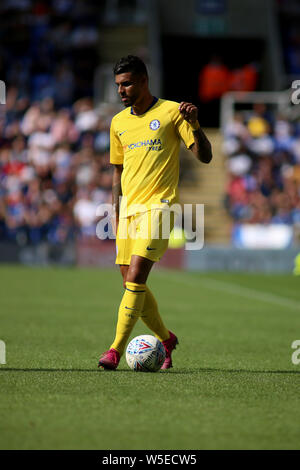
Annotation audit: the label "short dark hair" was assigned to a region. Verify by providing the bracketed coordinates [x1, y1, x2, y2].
[113, 55, 148, 78]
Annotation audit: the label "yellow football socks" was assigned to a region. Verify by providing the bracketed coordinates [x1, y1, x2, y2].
[110, 281, 146, 355]
[140, 286, 170, 342]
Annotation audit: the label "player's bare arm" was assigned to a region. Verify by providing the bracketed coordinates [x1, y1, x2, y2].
[112, 164, 123, 234]
[179, 102, 213, 164]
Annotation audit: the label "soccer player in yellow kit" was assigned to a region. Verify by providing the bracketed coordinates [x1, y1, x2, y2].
[98, 56, 212, 370]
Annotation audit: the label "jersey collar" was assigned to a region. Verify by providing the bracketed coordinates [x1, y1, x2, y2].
[130, 97, 158, 116]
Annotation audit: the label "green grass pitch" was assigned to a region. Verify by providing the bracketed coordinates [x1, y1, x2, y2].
[0, 264, 300, 450]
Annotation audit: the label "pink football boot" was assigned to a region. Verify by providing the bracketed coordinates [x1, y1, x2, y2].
[98, 348, 120, 370]
[161, 331, 179, 370]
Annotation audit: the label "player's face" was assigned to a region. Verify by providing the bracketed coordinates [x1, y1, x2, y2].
[115, 72, 145, 107]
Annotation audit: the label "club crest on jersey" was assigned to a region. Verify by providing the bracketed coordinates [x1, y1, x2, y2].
[149, 119, 160, 131]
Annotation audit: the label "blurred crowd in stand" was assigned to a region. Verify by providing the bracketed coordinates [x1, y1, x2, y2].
[0, 1, 119, 247]
[223, 104, 300, 226]
[0, 91, 117, 246]
[0, 0, 100, 104]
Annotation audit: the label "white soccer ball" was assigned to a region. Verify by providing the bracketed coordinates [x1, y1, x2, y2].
[126, 335, 166, 372]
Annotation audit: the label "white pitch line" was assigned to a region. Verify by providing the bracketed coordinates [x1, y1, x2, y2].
[155, 271, 300, 312]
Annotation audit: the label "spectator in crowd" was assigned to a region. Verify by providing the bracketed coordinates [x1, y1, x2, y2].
[224, 104, 300, 226]
[228, 63, 258, 93]
[198, 56, 259, 126]
[198, 56, 230, 103]
[0, 89, 118, 246]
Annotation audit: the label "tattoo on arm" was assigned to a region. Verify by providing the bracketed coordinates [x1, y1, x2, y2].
[191, 128, 212, 164]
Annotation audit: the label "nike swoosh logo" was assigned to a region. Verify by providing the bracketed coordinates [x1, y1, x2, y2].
[146, 247, 156, 251]
[125, 306, 139, 311]
[119, 131, 127, 136]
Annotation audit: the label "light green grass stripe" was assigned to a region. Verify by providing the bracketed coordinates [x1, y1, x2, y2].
[156, 271, 300, 311]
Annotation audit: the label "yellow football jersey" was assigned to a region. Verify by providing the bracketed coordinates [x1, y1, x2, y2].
[110, 98, 195, 218]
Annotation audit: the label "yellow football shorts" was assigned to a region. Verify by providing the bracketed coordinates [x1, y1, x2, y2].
[116, 209, 175, 265]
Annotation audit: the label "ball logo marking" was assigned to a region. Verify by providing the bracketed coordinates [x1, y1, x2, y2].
[126, 335, 166, 372]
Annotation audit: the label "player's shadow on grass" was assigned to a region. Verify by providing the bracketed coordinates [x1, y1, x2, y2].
[1, 367, 300, 374]
[167, 368, 300, 375]
[0, 368, 101, 372]
[0, 367, 142, 372]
